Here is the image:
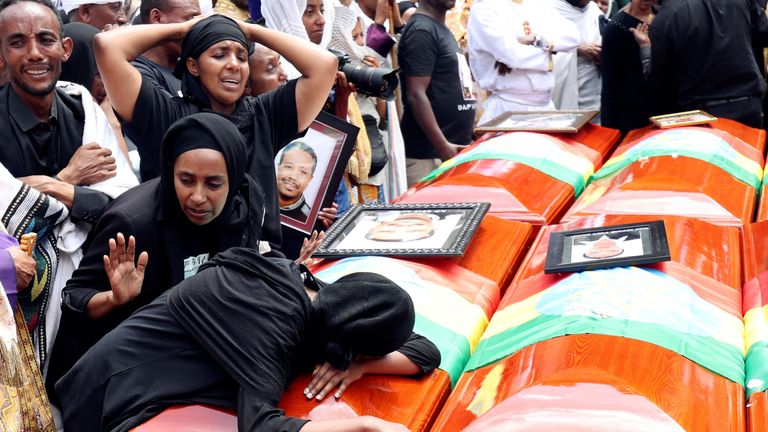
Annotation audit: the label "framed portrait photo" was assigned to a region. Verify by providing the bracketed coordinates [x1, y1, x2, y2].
[276, 111, 358, 234]
[474, 110, 598, 134]
[650, 110, 717, 129]
[544, 220, 671, 274]
[313, 202, 491, 258]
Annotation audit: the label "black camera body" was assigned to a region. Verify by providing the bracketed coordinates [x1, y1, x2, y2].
[330, 49, 399, 102]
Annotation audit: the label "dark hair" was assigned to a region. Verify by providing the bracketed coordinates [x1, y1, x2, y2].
[0, 0, 63, 34]
[279, 141, 318, 174]
[139, 0, 167, 23]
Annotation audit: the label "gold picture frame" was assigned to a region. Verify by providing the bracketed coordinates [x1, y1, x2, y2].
[474, 110, 599, 134]
[649, 110, 717, 129]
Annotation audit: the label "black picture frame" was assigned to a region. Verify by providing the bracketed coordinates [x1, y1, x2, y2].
[474, 110, 598, 134]
[313, 202, 491, 258]
[544, 220, 671, 274]
[276, 111, 358, 234]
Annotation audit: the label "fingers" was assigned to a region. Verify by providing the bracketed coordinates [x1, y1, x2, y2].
[316, 374, 344, 401]
[305, 362, 334, 399]
[334, 378, 350, 399]
[116, 232, 127, 264]
[136, 251, 149, 277]
[82, 142, 101, 150]
[108, 236, 119, 273]
[126, 234, 136, 263]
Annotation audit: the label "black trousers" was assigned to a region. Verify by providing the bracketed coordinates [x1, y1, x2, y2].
[695, 95, 764, 129]
[56, 292, 239, 431]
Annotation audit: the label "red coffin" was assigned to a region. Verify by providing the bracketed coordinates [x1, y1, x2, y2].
[396, 124, 619, 226]
[563, 119, 765, 227]
[432, 214, 745, 432]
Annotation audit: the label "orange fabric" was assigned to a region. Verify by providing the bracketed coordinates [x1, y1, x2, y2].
[433, 335, 745, 432]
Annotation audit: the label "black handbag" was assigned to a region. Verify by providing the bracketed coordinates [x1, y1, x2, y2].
[362, 114, 388, 176]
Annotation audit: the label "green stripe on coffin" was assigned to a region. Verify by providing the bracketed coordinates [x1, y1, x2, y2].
[746, 341, 768, 396]
[464, 267, 745, 386]
[315, 256, 496, 384]
[593, 128, 762, 189]
[420, 132, 595, 196]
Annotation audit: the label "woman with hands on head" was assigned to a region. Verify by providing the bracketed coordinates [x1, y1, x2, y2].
[92, 13, 338, 253]
[45, 113, 267, 398]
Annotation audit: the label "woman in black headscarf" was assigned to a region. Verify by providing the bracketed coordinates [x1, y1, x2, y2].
[46, 112, 266, 399]
[92, 14, 338, 254]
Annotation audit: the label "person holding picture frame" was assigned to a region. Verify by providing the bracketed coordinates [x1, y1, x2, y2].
[93, 13, 338, 256]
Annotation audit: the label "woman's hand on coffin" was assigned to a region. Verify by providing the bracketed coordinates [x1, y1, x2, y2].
[296, 230, 326, 267]
[103, 232, 148, 306]
[7, 246, 35, 291]
[304, 360, 366, 401]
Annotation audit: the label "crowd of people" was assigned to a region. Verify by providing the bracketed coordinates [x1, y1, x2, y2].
[1, 0, 768, 430]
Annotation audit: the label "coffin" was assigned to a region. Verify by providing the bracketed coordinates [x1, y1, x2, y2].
[563, 120, 765, 227]
[432, 214, 745, 431]
[396, 124, 619, 226]
[743, 221, 768, 432]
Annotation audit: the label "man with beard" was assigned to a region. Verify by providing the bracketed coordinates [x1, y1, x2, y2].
[0, 0, 137, 377]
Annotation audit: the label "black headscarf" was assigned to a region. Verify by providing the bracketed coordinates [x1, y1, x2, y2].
[311, 273, 415, 370]
[173, 14, 254, 109]
[160, 112, 265, 253]
[61, 22, 99, 92]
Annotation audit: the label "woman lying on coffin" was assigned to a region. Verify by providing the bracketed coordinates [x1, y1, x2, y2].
[92, 13, 338, 255]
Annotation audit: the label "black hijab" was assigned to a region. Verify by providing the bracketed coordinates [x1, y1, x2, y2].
[173, 14, 254, 109]
[61, 22, 99, 92]
[160, 113, 265, 261]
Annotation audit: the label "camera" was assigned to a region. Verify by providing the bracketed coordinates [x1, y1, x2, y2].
[330, 49, 399, 102]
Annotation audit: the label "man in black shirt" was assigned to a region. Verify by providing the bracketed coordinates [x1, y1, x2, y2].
[131, 0, 200, 98]
[398, 0, 476, 187]
[0, 0, 135, 224]
[648, 0, 768, 128]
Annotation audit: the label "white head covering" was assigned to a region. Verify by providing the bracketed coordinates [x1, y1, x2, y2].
[261, 0, 336, 48]
[61, 0, 121, 14]
[328, 5, 368, 61]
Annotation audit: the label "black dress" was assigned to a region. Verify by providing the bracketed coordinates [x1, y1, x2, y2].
[600, 11, 652, 133]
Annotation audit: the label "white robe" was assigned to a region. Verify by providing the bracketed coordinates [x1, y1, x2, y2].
[468, 0, 581, 123]
[552, 0, 603, 118]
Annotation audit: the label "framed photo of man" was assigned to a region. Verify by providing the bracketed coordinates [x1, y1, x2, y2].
[313, 202, 491, 258]
[275, 111, 358, 234]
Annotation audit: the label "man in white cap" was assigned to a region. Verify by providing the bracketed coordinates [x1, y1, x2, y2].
[63, 0, 126, 30]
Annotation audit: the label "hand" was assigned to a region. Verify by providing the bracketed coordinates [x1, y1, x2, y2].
[362, 55, 381, 68]
[334, 71, 355, 118]
[577, 42, 601, 63]
[437, 143, 465, 162]
[57, 142, 117, 186]
[7, 246, 35, 291]
[18, 175, 75, 208]
[494, 61, 512, 76]
[317, 203, 338, 229]
[305, 361, 366, 400]
[516, 34, 535, 45]
[102, 232, 148, 307]
[630, 22, 651, 47]
[295, 231, 325, 267]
